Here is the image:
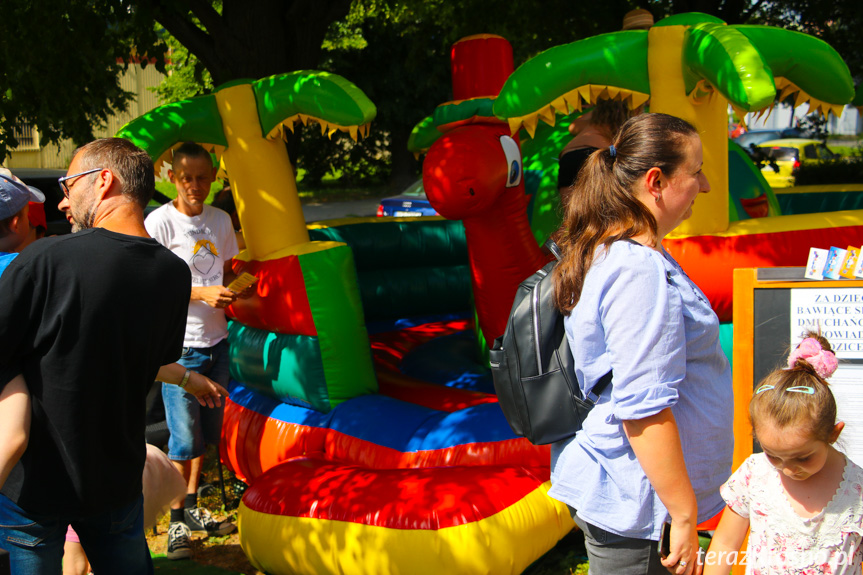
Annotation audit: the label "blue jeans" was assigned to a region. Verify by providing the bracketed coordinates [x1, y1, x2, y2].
[163, 339, 230, 460]
[0, 493, 152, 575]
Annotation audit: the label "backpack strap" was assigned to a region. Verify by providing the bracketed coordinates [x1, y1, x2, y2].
[544, 238, 563, 261]
[542, 238, 611, 406]
[584, 370, 613, 405]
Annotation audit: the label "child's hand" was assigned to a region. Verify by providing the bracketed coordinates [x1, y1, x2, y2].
[199, 286, 238, 308]
[184, 372, 229, 408]
[662, 519, 699, 575]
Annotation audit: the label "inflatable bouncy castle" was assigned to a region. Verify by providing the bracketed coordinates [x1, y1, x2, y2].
[119, 62, 571, 574]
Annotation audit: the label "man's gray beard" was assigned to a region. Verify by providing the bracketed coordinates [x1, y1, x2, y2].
[70, 206, 97, 233]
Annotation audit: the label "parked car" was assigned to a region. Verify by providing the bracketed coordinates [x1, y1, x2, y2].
[376, 179, 438, 217]
[754, 138, 839, 188]
[732, 127, 803, 150]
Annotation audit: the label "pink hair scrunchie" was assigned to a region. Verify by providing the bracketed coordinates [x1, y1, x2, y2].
[787, 337, 839, 379]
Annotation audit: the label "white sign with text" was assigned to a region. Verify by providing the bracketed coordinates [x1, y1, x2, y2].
[790, 288, 863, 465]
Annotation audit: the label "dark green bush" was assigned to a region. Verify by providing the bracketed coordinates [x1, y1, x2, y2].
[297, 123, 391, 187]
[795, 156, 863, 185]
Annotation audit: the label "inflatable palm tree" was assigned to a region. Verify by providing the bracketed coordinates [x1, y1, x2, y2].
[118, 72, 379, 412]
[493, 12, 855, 234]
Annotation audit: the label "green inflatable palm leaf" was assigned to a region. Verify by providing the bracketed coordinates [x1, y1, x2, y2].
[683, 22, 776, 111]
[253, 71, 377, 141]
[116, 95, 227, 161]
[735, 26, 854, 114]
[407, 116, 439, 155]
[494, 31, 650, 136]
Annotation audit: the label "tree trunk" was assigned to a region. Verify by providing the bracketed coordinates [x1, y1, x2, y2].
[154, 0, 352, 87]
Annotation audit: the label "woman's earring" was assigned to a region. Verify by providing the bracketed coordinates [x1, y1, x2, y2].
[655, 194, 662, 204]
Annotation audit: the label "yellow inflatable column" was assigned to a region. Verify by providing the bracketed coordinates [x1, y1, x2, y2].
[216, 84, 310, 259]
[648, 25, 730, 235]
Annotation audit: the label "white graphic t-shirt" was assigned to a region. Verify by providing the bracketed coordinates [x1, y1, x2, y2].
[145, 202, 239, 347]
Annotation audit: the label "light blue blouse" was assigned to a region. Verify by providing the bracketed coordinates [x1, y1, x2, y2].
[549, 240, 733, 540]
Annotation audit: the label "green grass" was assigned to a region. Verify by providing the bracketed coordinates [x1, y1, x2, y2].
[829, 145, 861, 158]
[522, 529, 589, 575]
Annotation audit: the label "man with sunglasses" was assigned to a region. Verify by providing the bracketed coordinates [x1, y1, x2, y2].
[0, 138, 216, 574]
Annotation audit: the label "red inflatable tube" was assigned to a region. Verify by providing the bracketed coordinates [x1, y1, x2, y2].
[370, 319, 473, 373]
[221, 398, 329, 484]
[370, 319, 499, 412]
[666, 221, 863, 322]
[221, 396, 548, 485]
[243, 456, 546, 529]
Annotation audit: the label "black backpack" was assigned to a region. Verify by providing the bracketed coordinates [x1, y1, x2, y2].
[489, 239, 612, 445]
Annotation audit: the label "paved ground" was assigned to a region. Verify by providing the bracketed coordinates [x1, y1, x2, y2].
[301, 197, 384, 222]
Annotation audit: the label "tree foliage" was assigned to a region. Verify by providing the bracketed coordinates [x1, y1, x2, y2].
[0, 0, 164, 160]
[752, 0, 863, 81]
[313, 0, 635, 188]
[151, 26, 214, 103]
[0, 0, 859, 168]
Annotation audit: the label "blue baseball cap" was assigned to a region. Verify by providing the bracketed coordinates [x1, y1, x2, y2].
[0, 169, 45, 221]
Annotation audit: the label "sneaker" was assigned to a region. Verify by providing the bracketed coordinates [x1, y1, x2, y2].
[167, 521, 192, 560]
[184, 507, 236, 536]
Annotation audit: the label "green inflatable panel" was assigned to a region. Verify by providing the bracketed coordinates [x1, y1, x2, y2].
[358, 265, 472, 321]
[229, 243, 378, 412]
[308, 219, 467, 270]
[719, 322, 734, 368]
[300, 244, 378, 406]
[519, 113, 581, 245]
[776, 191, 863, 215]
[308, 220, 471, 322]
[228, 322, 330, 411]
[728, 141, 781, 220]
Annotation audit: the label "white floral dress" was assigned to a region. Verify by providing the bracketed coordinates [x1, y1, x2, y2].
[721, 453, 863, 574]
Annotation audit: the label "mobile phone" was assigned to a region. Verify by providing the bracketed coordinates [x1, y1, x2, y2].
[658, 521, 672, 559]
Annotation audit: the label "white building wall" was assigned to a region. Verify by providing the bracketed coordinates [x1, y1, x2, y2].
[743, 104, 861, 136]
[2, 63, 166, 170]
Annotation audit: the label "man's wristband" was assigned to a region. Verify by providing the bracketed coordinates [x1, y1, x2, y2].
[179, 369, 192, 389]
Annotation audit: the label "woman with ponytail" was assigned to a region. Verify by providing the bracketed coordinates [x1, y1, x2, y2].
[549, 113, 731, 574]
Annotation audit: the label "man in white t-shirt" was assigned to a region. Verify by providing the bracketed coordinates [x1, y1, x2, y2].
[145, 142, 247, 559]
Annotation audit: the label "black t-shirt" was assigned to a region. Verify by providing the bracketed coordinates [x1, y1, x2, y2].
[0, 228, 190, 515]
[557, 146, 599, 190]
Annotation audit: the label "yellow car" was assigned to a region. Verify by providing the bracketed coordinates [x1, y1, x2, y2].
[754, 138, 839, 188]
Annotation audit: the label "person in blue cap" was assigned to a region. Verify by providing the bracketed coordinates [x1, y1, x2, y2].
[0, 168, 44, 274]
[0, 169, 44, 490]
